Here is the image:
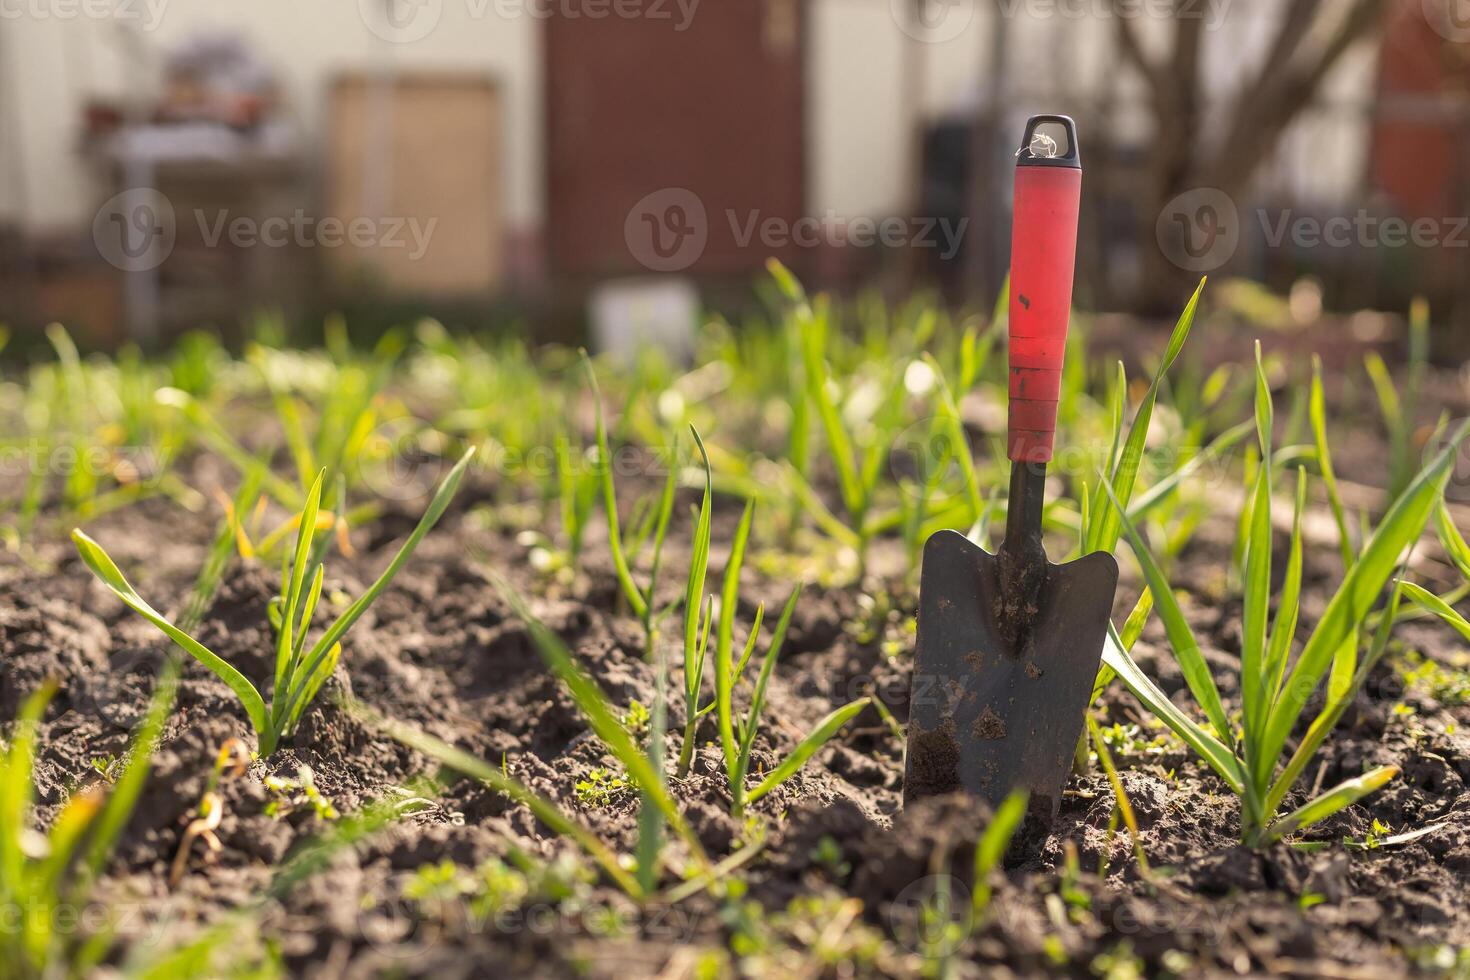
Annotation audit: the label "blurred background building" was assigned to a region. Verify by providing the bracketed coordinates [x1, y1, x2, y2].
[0, 0, 1466, 349]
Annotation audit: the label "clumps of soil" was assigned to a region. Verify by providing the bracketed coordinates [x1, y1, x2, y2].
[903, 718, 960, 799]
[973, 707, 1007, 740]
[3, 461, 1470, 977]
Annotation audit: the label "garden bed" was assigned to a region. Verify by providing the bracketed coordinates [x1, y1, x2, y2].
[2, 294, 1469, 977]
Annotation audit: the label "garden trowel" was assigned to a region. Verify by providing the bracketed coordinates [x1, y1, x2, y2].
[903, 115, 1118, 818]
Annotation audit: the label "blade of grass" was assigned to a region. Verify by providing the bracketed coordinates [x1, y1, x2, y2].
[582, 352, 649, 621]
[1266, 469, 1308, 703]
[1087, 716, 1150, 876]
[1311, 357, 1355, 569]
[1400, 582, 1470, 642]
[489, 574, 709, 871]
[745, 697, 869, 805]
[1241, 345, 1273, 809]
[971, 788, 1026, 920]
[734, 587, 802, 794]
[1264, 766, 1399, 843]
[1102, 479, 1232, 744]
[273, 473, 325, 724]
[72, 530, 270, 748]
[361, 707, 644, 899]
[677, 427, 715, 777]
[278, 448, 474, 732]
[1125, 420, 1253, 522]
[1087, 278, 1205, 554]
[1260, 420, 1470, 789]
[0, 682, 53, 897]
[716, 499, 755, 794]
[1435, 501, 1470, 582]
[1100, 624, 1244, 793]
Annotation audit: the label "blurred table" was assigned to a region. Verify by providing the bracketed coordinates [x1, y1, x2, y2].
[86, 122, 304, 342]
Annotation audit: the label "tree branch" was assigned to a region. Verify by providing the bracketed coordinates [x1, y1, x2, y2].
[1205, 0, 1387, 197]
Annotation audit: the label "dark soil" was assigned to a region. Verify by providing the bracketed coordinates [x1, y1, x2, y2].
[4, 439, 1470, 978]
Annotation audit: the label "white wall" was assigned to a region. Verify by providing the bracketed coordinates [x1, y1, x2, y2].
[0, 0, 542, 231]
[0, 0, 1379, 239]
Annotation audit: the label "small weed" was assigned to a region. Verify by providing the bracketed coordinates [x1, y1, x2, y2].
[1103, 341, 1470, 847]
[574, 768, 631, 808]
[1, 671, 175, 977]
[809, 836, 851, 878]
[75, 449, 474, 756]
[621, 699, 651, 739]
[89, 754, 122, 782]
[1090, 940, 1145, 980]
[264, 765, 340, 821]
[1396, 650, 1470, 707]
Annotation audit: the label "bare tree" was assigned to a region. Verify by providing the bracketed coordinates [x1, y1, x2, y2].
[1114, 0, 1388, 310]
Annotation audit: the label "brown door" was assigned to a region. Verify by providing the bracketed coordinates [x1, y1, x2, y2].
[545, 0, 804, 279]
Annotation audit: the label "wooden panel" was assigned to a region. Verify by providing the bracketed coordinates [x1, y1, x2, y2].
[328, 73, 502, 293]
[545, 0, 805, 278]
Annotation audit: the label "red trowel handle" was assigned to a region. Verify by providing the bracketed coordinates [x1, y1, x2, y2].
[1008, 115, 1082, 465]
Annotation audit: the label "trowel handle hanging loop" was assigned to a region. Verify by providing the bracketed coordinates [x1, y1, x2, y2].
[1007, 114, 1082, 466]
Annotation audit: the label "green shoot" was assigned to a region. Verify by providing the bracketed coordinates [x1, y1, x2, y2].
[768, 259, 916, 579]
[971, 789, 1027, 921]
[1365, 298, 1430, 503]
[582, 352, 679, 659]
[706, 495, 868, 816]
[556, 431, 598, 561]
[676, 427, 716, 778]
[1400, 582, 1470, 643]
[1103, 343, 1470, 846]
[489, 573, 711, 884]
[1310, 356, 1354, 572]
[73, 448, 475, 756]
[1083, 278, 1205, 555]
[1, 669, 176, 977]
[359, 707, 645, 900]
[1087, 717, 1149, 876]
